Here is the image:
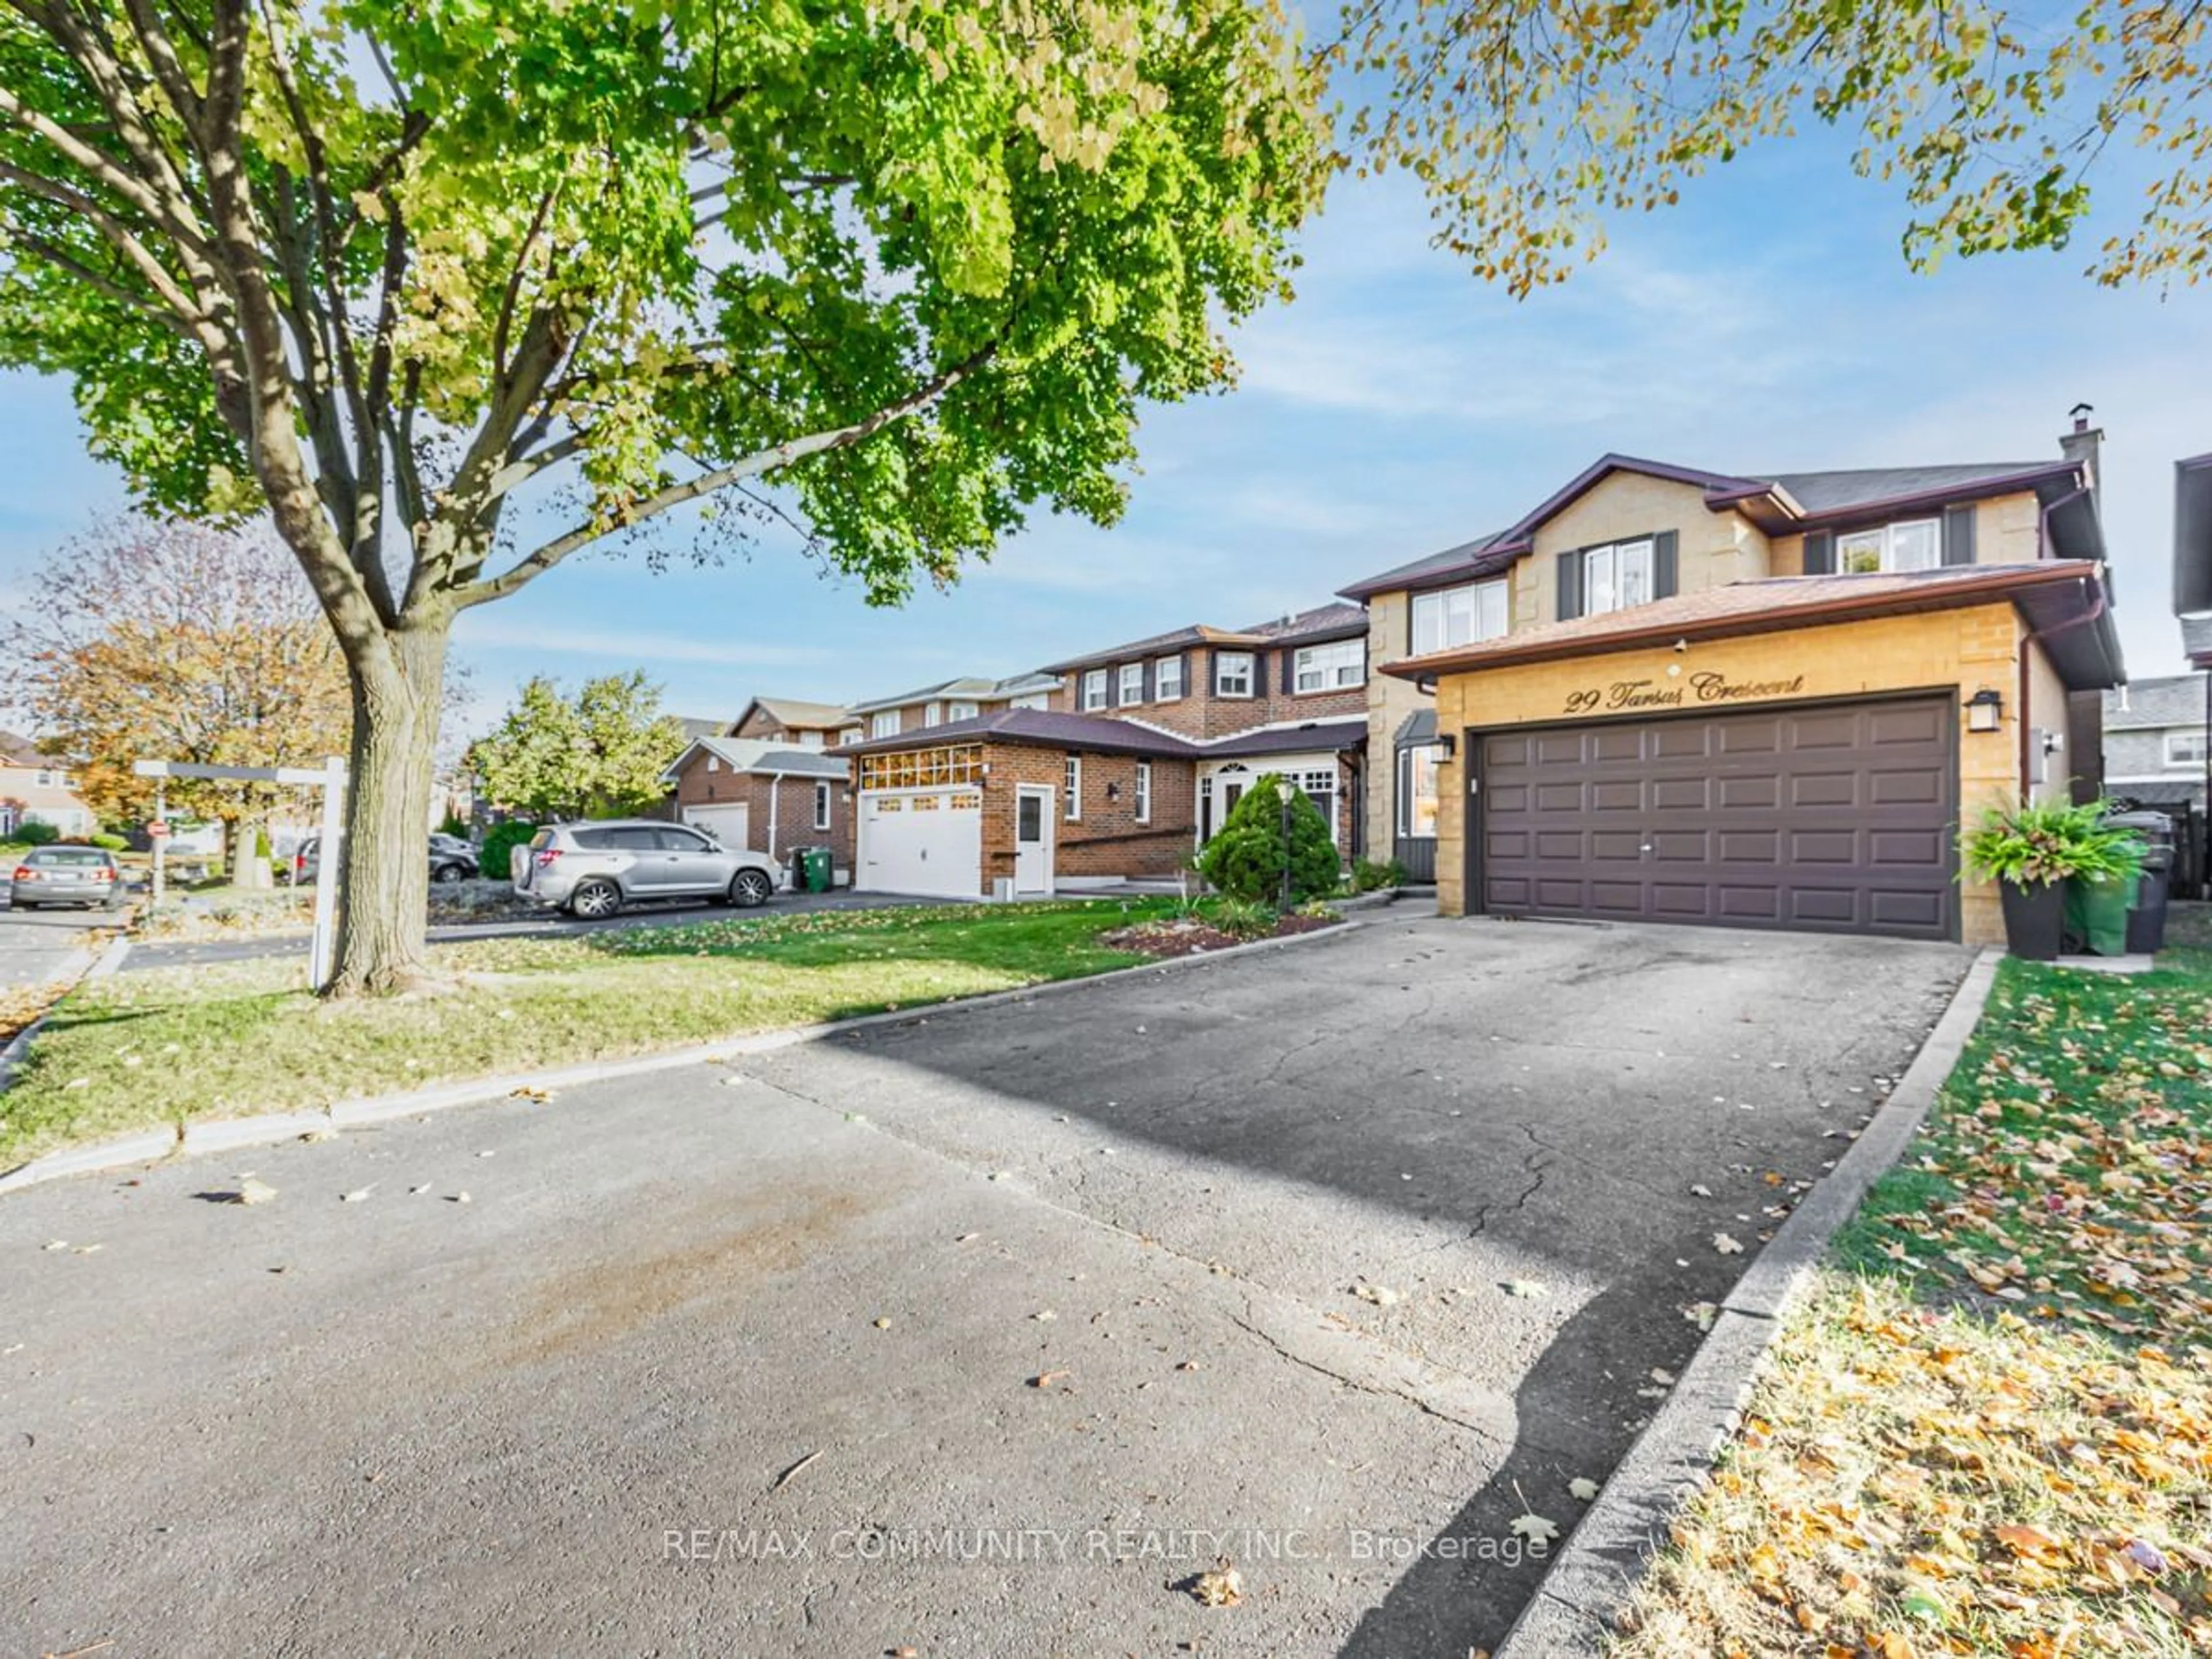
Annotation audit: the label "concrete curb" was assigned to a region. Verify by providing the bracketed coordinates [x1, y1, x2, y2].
[0, 933, 131, 1093]
[0, 914, 1368, 1197]
[1495, 946, 2005, 1657]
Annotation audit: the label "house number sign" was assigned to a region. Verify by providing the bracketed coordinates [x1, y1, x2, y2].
[1560, 671, 1807, 716]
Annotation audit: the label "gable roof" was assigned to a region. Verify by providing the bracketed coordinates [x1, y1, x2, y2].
[843, 707, 1200, 759]
[1381, 563, 2123, 690]
[2105, 674, 2207, 730]
[0, 730, 48, 769]
[732, 697, 856, 733]
[1341, 452, 2099, 600]
[660, 734, 850, 785]
[844, 672, 1059, 715]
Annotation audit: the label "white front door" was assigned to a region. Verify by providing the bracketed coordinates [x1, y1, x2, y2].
[1014, 786, 1054, 895]
[858, 789, 983, 897]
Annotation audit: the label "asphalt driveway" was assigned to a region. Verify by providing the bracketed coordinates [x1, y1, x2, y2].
[2, 910, 1973, 1656]
[0, 895, 109, 987]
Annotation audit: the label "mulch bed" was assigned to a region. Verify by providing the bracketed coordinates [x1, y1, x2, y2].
[1100, 912, 1339, 960]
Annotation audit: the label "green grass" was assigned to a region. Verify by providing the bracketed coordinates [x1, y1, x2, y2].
[0, 897, 1184, 1162]
[1837, 951, 2212, 1346]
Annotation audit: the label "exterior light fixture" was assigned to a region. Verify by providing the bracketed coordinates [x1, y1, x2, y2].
[1436, 733, 1457, 760]
[1106, 782, 1120, 801]
[1967, 688, 2003, 733]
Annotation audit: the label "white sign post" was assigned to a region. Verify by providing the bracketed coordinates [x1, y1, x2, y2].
[133, 757, 349, 990]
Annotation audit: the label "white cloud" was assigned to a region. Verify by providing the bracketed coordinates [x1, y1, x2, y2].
[451, 615, 832, 667]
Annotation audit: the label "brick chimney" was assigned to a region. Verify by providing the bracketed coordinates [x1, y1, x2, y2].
[2059, 402, 2103, 517]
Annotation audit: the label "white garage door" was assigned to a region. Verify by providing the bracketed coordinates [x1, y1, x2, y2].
[859, 789, 982, 897]
[683, 802, 752, 851]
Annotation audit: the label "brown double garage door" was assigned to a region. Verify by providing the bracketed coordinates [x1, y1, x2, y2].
[1477, 695, 1957, 941]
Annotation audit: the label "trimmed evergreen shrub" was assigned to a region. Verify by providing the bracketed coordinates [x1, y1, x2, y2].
[1196, 774, 1339, 907]
[479, 820, 540, 888]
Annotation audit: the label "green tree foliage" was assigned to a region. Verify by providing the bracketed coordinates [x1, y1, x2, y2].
[0, 0, 1325, 991]
[478, 820, 539, 890]
[470, 673, 685, 822]
[1345, 0, 2212, 291]
[1196, 772, 1340, 907]
[14, 821, 62, 847]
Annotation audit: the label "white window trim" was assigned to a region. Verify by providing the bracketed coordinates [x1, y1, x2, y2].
[924, 701, 943, 728]
[1154, 656, 1184, 702]
[1081, 669, 1108, 712]
[1582, 539, 1655, 617]
[1215, 651, 1255, 699]
[1292, 639, 1364, 694]
[949, 700, 979, 722]
[1065, 755, 1082, 820]
[2164, 730, 2207, 768]
[813, 782, 832, 830]
[870, 710, 902, 738]
[706, 755, 720, 772]
[1411, 579, 1509, 656]
[1134, 760, 1152, 824]
[1837, 517, 1942, 575]
[1396, 744, 1442, 839]
[1118, 662, 1143, 705]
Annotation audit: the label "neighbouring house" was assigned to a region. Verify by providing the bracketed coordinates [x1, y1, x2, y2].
[661, 734, 854, 883]
[2103, 675, 2207, 809]
[842, 605, 1369, 899]
[1357, 411, 2122, 946]
[725, 696, 859, 749]
[842, 673, 1062, 746]
[0, 733, 96, 839]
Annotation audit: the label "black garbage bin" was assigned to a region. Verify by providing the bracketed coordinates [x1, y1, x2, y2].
[2112, 812, 2175, 955]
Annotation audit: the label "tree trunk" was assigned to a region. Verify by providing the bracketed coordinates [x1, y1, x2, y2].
[328, 620, 449, 996]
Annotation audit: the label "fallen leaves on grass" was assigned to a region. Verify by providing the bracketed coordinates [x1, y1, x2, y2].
[1611, 1273, 2212, 1657]
[1854, 962, 2212, 1346]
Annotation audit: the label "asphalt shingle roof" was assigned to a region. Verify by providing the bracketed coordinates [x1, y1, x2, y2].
[1766, 463, 2061, 516]
[843, 708, 1200, 759]
[2105, 674, 2208, 730]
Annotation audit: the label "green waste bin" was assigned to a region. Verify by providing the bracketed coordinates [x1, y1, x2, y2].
[798, 845, 833, 894]
[2065, 869, 2139, 957]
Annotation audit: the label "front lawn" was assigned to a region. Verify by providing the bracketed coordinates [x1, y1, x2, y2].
[0, 898, 1197, 1162]
[1611, 955, 2212, 1657]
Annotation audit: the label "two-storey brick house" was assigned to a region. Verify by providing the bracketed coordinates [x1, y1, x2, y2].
[842, 605, 1370, 899]
[1355, 414, 2122, 944]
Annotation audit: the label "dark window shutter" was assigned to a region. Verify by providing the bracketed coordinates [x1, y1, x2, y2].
[1941, 504, 1976, 566]
[1141, 660, 1154, 702]
[1251, 651, 1268, 698]
[1803, 529, 1835, 575]
[1652, 530, 1679, 600]
[1556, 551, 1584, 621]
[1107, 667, 1120, 709]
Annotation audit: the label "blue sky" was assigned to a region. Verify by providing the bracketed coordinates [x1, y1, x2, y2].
[2, 122, 2208, 736]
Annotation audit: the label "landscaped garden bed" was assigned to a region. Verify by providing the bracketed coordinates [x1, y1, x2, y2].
[1099, 906, 1342, 959]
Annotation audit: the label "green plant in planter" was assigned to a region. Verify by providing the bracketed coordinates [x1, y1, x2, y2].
[1957, 797, 2144, 888]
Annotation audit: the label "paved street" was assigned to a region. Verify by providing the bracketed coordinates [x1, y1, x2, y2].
[0, 892, 110, 987]
[2, 912, 1972, 1656]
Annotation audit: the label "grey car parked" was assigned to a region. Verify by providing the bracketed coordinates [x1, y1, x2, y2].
[9, 844, 124, 909]
[511, 820, 780, 919]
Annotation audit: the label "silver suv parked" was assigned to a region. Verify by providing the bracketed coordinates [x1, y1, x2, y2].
[512, 820, 780, 919]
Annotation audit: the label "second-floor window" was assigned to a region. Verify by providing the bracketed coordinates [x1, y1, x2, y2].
[1155, 656, 1184, 700]
[1412, 580, 1508, 656]
[2166, 731, 2207, 768]
[1584, 539, 1654, 616]
[795, 730, 823, 748]
[949, 700, 979, 721]
[1215, 652, 1255, 698]
[1082, 669, 1108, 711]
[1118, 663, 1143, 704]
[1012, 692, 1051, 711]
[1838, 517, 1940, 574]
[871, 710, 901, 738]
[1294, 639, 1364, 692]
[924, 702, 943, 728]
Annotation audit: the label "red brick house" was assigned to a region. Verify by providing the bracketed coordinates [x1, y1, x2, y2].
[843, 605, 1370, 898]
[726, 696, 858, 749]
[661, 734, 854, 884]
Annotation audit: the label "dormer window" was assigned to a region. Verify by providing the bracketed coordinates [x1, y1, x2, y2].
[1838, 518, 1940, 575]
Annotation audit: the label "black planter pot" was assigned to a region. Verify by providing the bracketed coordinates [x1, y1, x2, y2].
[1999, 878, 2065, 961]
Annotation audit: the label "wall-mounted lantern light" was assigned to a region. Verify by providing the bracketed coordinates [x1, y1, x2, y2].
[1436, 733, 1457, 760]
[1105, 782, 1120, 802]
[1967, 688, 2003, 733]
